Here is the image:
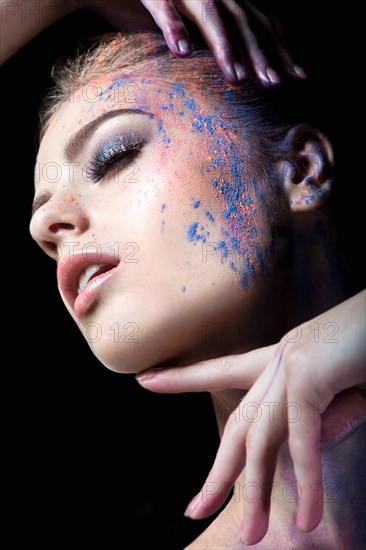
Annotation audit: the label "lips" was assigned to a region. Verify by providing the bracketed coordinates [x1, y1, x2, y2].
[57, 250, 120, 318]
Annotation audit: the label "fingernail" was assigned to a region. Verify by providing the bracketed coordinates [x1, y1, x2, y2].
[233, 61, 246, 81]
[184, 492, 201, 517]
[266, 67, 281, 84]
[177, 39, 192, 56]
[293, 64, 307, 79]
[296, 512, 304, 531]
[239, 523, 251, 545]
[135, 367, 163, 384]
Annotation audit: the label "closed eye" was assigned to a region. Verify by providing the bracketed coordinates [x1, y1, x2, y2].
[85, 142, 143, 183]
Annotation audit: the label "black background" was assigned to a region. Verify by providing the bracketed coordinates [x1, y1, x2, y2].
[3, 2, 363, 548]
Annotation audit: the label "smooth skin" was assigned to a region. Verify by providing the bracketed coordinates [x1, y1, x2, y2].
[6, 0, 365, 545]
[136, 291, 366, 544]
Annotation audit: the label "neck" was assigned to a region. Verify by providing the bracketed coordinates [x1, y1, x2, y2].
[206, 210, 365, 548]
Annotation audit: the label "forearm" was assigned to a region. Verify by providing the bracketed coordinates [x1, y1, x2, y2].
[0, 0, 80, 64]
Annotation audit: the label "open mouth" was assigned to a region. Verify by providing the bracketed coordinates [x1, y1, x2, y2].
[57, 251, 120, 318]
[77, 264, 116, 294]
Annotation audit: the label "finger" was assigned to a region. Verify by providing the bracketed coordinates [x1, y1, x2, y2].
[287, 375, 324, 533]
[135, 344, 276, 392]
[184, 365, 276, 519]
[141, 0, 192, 57]
[244, 2, 307, 80]
[222, 0, 280, 85]
[175, 0, 245, 83]
[184, 404, 249, 518]
[240, 370, 287, 545]
[265, 25, 307, 80]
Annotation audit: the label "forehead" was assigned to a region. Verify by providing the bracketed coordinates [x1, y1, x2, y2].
[39, 75, 212, 156]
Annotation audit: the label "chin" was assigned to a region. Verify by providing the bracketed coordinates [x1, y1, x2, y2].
[86, 334, 155, 374]
[85, 320, 183, 374]
[78, 281, 246, 374]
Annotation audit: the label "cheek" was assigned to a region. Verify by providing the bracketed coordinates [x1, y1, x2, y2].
[147, 98, 273, 289]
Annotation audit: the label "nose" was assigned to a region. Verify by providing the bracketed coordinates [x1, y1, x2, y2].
[30, 194, 89, 259]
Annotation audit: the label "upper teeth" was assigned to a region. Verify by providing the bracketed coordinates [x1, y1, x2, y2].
[78, 264, 103, 294]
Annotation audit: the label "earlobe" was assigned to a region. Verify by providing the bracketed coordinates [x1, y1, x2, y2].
[278, 125, 334, 213]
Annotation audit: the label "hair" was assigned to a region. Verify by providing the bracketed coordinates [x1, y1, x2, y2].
[38, 31, 314, 219]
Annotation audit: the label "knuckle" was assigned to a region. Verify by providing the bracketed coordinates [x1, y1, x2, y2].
[288, 434, 305, 457]
[245, 428, 269, 455]
[224, 414, 241, 437]
[283, 346, 308, 380]
[214, 43, 234, 63]
[250, 48, 267, 66]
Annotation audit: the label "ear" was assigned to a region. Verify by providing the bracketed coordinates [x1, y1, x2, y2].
[277, 124, 334, 212]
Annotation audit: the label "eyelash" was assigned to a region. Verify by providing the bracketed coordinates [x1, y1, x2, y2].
[86, 142, 143, 183]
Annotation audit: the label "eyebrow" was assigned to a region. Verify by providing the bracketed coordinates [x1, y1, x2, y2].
[63, 108, 153, 161]
[31, 191, 52, 217]
[32, 108, 153, 218]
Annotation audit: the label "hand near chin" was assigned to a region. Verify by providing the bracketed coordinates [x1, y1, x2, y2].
[83, 0, 307, 85]
[136, 291, 366, 545]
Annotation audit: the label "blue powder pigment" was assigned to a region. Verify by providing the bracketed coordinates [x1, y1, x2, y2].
[161, 203, 166, 212]
[188, 222, 199, 241]
[184, 98, 196, 110]
[174, 84, 185, 97]
[157, 117, 171, 145]
[252, 177, 265, 204]
[161, 220, 165, 233]
[108, 75, 130, 90]
[187, 222, 207, 243]
[154, 84, 261, 290]
[188, 108, 261, 288]
[181, 286, 186, 293]
[241, 270, 249, 289]
[219, 240, 229, 262]
[246, 257, 256, 281]
[192, 115, 215, 136]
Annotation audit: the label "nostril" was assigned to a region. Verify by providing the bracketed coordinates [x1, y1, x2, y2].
[49, 222, 75, 233]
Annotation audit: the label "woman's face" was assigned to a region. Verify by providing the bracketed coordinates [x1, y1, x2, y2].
[30, 75, 273, 373]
